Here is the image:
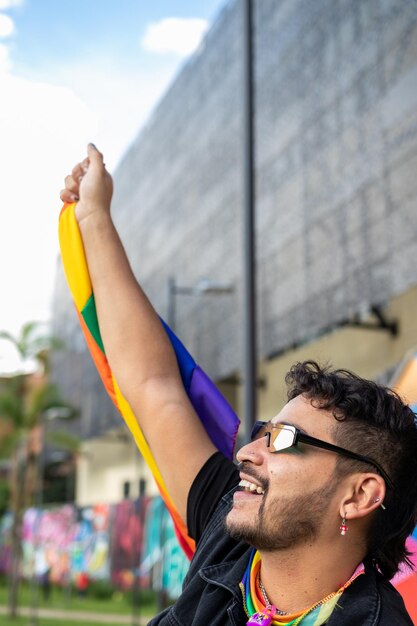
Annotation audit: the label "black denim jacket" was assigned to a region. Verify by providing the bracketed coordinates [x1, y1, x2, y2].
[148, 490, 413, 626]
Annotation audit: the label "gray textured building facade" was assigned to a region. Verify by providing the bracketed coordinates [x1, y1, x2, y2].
[52, 0, 417, 439]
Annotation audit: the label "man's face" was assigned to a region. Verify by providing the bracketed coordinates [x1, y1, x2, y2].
[225, 395, 344, 551]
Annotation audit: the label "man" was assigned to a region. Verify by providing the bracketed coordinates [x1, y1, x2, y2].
[60, 144, 417, 624]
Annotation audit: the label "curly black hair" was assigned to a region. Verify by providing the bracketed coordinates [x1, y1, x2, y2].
[285, 360, 417, 579]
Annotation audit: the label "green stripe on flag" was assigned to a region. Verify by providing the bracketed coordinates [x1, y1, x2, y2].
[81, 294, 105, 353]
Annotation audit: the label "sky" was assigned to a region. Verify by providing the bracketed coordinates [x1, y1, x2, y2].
[0, 0, 227, 373]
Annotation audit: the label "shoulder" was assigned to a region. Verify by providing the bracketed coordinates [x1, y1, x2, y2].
[376, 575, 414, 625]
[330, 565, 413, 625]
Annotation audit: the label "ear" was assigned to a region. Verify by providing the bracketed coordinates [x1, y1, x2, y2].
[340, 474, 386, 521]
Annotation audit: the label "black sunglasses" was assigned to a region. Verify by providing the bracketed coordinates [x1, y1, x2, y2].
[251, 421, 394, 490]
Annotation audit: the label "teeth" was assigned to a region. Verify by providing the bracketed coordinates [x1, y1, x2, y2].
[239, 479, 264, 495]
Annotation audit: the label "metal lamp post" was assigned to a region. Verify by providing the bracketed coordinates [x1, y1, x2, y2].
[242, 0, 257, 442]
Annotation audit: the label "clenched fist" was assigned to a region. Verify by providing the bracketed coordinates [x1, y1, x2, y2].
[60, 143, 113, 224]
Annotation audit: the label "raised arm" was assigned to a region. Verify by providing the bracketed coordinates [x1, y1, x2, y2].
[60, 144, 217, 522]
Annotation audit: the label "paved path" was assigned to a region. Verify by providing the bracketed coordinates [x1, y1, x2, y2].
[0, 604, 150, 624]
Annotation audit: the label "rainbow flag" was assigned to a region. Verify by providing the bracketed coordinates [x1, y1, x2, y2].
[58, 202, 240, 558]
[389, 356, 417, 617]
[391, 535, 417, 622]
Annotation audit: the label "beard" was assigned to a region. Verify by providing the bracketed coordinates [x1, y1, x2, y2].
[225, 465, 340, 551]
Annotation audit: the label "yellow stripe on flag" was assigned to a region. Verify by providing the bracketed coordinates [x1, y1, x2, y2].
[59, 203, 93, 310]
[111, 374, 167, 487]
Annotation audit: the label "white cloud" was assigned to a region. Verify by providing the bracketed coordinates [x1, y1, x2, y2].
[0, 70, 97, 372]
[46, 56, 181, 171]
[0, 42, 10, 72]
[141, 17, 209, 58]
[0, 0, 23, 9]
[0, 52, 183, 374]
[0, 12, 14, 37]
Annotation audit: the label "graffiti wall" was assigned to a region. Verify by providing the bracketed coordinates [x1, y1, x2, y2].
[141, 497, 189, 599]
[0, 496, 189, 600]
[0, 512, 12, 574]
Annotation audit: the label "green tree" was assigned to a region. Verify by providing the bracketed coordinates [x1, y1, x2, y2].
[0, 479, 9, 517]
[0, 321, 63, 375]
[0, 322, 78, 618]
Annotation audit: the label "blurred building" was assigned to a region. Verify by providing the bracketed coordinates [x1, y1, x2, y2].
[51, 0, 417, 503]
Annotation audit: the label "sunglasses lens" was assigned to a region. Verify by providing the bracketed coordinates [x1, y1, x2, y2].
[251, 423, 296, 452]
[269, 426, 295, 452]
[251, 422, 268, 441]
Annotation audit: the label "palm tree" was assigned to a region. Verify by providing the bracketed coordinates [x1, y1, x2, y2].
[0, 322, 78, 618]
[0, 321, 63, 375]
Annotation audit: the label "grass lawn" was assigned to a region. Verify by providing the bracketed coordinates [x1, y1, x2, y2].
[0, 581, 158, 617]
[0, 618, 132, 626]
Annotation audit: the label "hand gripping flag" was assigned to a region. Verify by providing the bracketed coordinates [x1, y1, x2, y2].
[58, 202, 240, 559]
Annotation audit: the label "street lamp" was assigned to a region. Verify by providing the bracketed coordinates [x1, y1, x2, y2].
[242, 0, 257, 442]
[167, 277, 235, 332]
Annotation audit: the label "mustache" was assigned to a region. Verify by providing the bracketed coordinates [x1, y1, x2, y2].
[237, 461, 268, 492]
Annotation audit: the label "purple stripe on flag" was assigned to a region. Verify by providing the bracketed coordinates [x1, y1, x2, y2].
[188, 365, 240, 459]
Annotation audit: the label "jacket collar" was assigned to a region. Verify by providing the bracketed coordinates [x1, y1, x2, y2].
[199, 556, 384, 625]
[328, 564, 380, 626]
[199, 554, 249, 600]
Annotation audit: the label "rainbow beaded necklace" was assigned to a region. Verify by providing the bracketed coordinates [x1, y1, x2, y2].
[240, 549, 365, 626]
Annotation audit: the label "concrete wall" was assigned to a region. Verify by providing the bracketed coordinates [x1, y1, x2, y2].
[255, 0, 417, 361]
[110, 0, 417, 378]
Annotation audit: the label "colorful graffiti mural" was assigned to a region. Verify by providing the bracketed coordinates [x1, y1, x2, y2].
[0, 496, 189, 600]
[111, 498, 147, 590]
[0, 512, 12, 574]
[141, 497, 189, 599]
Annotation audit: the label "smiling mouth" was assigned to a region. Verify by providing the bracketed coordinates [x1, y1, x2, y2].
[238, 479, 265, 495]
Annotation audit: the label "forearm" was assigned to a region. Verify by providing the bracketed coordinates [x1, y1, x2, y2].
[79, 211, 181, 393]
